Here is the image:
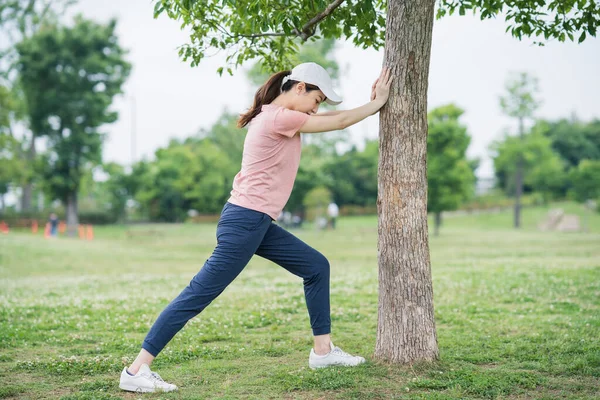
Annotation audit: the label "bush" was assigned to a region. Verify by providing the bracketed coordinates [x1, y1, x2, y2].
[0, 210, 58, 227]
[78, 210, 118, 225]
[340, 205, 378, 216]
[303, 186, 332, 221]
[186, 214, 220, 223]
[0, 210, 117, 226]
[461, 191, 542, 211]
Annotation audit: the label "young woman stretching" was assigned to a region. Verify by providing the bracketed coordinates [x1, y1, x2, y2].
[119, 62, 393, 393]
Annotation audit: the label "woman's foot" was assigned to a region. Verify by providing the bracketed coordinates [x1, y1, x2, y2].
[308, 342, 366, 369]
[119, 363, 178, 393]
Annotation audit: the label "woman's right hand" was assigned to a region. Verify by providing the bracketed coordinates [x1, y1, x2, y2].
[372, 67, 393, 105]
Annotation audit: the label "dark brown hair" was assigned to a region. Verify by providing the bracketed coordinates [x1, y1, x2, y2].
[237, 70, 321, 128]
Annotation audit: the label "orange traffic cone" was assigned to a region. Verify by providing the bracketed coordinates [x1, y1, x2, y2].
[32, 220, 38, 234]
[86, 225, 94, 241]
[0, 221, 8, 234]
[78, 225, 85, 239]
[59, 221, 66, 234]
[44, 223, 51, 238]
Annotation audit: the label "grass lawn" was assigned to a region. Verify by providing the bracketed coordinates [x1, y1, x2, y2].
[0, 202, 599, 399]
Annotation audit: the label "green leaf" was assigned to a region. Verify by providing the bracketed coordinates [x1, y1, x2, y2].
[153, 1, 165, 18]
[578, 31, 587, 43]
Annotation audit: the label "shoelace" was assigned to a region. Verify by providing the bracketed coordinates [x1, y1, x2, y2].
[331, 346, 351, 357]
[145, 371, 166, 384]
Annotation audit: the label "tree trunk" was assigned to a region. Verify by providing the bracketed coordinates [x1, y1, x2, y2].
[434, 212, 441, 237]
[514, 116, 524, 229]
[0, 194, 5, 211]
[514, 158, 523, 228]
[376, 0, 439, 363]
[66, 193, 79, 236]
[21, 135, 36, 212]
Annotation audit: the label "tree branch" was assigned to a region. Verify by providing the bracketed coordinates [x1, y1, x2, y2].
[235, 32, 289, 39]
[39, 0, 54, 23]
[297, 0, 346, 40]
[226, 0, 346, 41]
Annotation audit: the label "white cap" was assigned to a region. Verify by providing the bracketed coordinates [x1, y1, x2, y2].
[283, 62, 342, 105]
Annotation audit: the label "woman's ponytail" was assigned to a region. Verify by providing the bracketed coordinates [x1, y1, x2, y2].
[237, 70, 291, 128]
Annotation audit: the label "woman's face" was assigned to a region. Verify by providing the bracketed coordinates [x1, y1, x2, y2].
[291, 82, 326, 115]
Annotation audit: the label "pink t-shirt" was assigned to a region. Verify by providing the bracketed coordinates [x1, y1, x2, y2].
[228, 104, 310, 220]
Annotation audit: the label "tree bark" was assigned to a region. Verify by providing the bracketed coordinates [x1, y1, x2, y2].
[376, 0, 439, 363]
[66, 193, 79, 236]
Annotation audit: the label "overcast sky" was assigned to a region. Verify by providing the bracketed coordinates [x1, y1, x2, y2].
[64, 0, 600, 178]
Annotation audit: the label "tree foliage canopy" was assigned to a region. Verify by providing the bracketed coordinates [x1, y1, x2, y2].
[153, 0, 600, 72]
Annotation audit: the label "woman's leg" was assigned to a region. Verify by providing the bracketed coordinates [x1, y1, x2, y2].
[129, 203, 271, 372]
[254, 223, 332, 353]
[128, 349, 154, 374]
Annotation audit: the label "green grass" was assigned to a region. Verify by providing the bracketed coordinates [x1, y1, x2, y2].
[1, 202, 599, 399]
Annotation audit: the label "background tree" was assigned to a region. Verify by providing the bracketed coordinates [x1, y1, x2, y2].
[0, 0, 75, 212]
[303, 185, 333, 221]
[133, 135, 237, 221]
[324, 140, 379, 208]
[533, 118, 600, 169]
[286, 144, 331, 214]
[427, 104, 476, 236]
[570, 160, 600, 205]
[570, 159, 600, 232]
[499, 72, 540, 228]
[0, 84, 26, 210]
[197, 112, 247, 169]
[491, 131, 565, 204]
[153, 0, 600, 363]
[0, 134, 25, 210]
[16, 17, 131, 233]
[93, 162, 138, 223]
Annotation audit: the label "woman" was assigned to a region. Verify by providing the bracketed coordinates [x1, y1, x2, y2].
[119, 62, 393, 393]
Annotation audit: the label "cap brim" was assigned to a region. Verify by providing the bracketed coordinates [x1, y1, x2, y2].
[321, 87, 342, 106]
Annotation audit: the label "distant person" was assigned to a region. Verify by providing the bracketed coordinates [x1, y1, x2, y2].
[276, 210, 292, 228]
[327, 202, 339, 229]
[316, 216, 328, 230]
[283, 211, 293, 228]
[49, 213, 59, 237]
[119, 63, 393, 393]
[291, 214, 303, 229]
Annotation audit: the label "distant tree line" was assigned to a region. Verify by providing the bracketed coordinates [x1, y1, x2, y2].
[1, 3, 599, 235]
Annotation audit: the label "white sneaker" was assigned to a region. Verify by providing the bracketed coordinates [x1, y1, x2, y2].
[119, 363, 178, 393]
[308, 342, 366, 369]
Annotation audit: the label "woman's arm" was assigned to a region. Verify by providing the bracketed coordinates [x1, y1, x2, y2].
[300, 67, 393, 134]
[300, 100, 385, 133]
[314, 110, 343, 117]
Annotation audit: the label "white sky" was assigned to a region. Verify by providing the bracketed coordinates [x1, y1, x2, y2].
[62, 0, 600, 179]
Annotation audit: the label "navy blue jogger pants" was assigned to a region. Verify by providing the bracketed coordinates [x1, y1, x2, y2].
[142, 202, 331, 357]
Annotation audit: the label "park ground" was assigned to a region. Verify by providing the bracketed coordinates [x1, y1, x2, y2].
[0, 202, 599, 399]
